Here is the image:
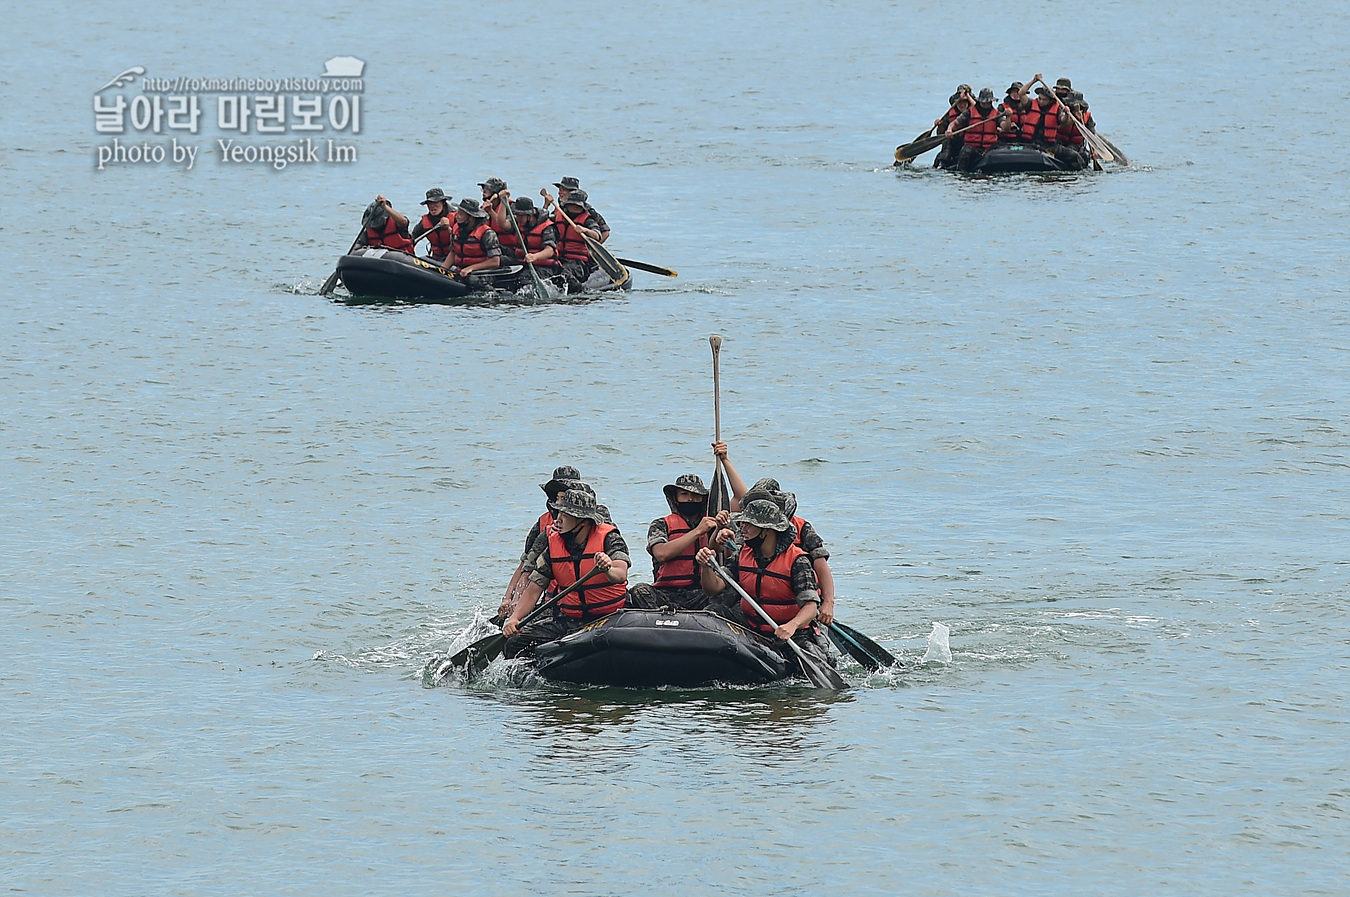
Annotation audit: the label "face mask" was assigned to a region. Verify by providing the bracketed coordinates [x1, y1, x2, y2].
[746, 534, 766, 553]
[676, 500, 706, 519]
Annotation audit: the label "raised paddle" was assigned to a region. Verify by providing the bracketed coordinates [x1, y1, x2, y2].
[706, 557, 848, 690]
[436, 564, 609, 680]
[320, 229, 364, 297]
[498, 197, 550, 301]
[827, 620, 900, 672]
[615, 257, 677, 278]
[543, 190, 630, 290]
[708, 334, 732, 519]
[1028, 77, 1116, 165]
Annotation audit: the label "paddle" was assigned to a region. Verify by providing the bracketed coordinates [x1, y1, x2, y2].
[615, 257, 677, 278]
[894, 120, 985, 164]
[1029, 78, 1116, 165]
[412, 223, 445, 247]
[543, 190, 631, 290]
[498, 197, 550, 301]
[827, 620, 900, 671]
[706, 557, 848, 689]
[436, 563, 608, 680]
[320, 229, 364, 297]
[708, 334, 732, 519]
[1098, 133, 1130, 167]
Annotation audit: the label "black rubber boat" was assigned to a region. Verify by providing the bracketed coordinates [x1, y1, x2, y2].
[971, 143, 1073, 174]
[533, 608, 794, 687]
[335, 248, 478, 302]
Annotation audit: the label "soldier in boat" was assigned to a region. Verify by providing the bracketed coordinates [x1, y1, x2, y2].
[411, 188, 454, 264]
[553, 176, 611, 243]
[496, 466, 584, 625]
[502, 488, 631, 658]
[695, 499, 833, 666]
[627, 474, 730, 612]
[355, 194, 415, 254]
[447, 198, 504, 278]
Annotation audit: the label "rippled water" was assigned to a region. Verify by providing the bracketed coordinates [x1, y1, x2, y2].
[4, 0, 1349, 894]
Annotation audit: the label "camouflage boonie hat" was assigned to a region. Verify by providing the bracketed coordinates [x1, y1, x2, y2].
[732, 499, 792, 533]
[457, 198, 488, 218]
[555, 488, 607, 524]
[1007, 81, 1024, 93]
[749, 477, 782, 494]
[547, 478, 592, 510]
[361, 200, 389, 229]
[663, 474, 709, 502]
[978, 87, 995, 104]
[478, 177, 508, 194]
[511, 196, 539, 216]
[596, 503, 613, 525]
[1055, 77, 1073, 91]
[540, 465, 582, 493]
[553, 176, 581, 190]
[562, 188, 588, 207]
[421, 187, 450, 205]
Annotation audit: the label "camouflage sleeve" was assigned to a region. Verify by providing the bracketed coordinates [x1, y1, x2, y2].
[520, 520, 542, 561]
[646, 516, 670, 551]
[522, 529, 548, 568]
[527, 547, 553, 589]
[796, 520, 830, 561]
[790, 554, 821, 605]
[480, 227, 502, 257]
[539, 222, 559, 247]
[603, 528, 631, 566]
[585, 205, 610, 234]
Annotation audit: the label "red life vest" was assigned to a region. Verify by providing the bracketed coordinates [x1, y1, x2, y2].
[554, 209, 592, 263]
[419, 214, 452, 261]
[365, 215, 414, 254]
[999, 101, 1023, 136]
[491, 220, 522, 260]
[963, 104, 1000, 150]
[547, 524, 628, 619]
[451, 222, 491, 268]
[523, 219, 560, 267]
[1064, 109, 1092, 146]
[652, 513, 707, 590]
[790, 516, 809, 550]
[537, 510, 554, 535]
[1021, 100, 1062, 145]
[736, 542, 809, 634]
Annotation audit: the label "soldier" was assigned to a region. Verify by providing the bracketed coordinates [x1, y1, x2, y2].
[495, 466, 584, 625]
[448, 198, 504, 277]
[694, 500, 833, 670]
[553, 176, 611, 243]
[954, 87, 1002, 172]
[355, 195, 415, 253]
[503, 488, 631, 658]
[542, 188, 603, 292]
[737, 477, 838, 626]
[411, 188, 453, 263]
[628, 474, 731, 612]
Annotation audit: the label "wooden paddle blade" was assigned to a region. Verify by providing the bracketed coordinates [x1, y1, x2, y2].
[1099, 134, 1130, 166]
[895, 133, 948, 163]
[831, 620, 899, 669]
[319, 269, 341, 297]
[444, 631, 507, 678]
[583, 234, 630, 287]
[615, 257, 677, 277]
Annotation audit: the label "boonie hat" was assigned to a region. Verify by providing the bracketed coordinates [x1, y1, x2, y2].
[478, 177, 508, 194]
[555, 488, 607, 524]
[540, 465, 582, 494]
[663, 473, 710, 503]
[511, 196, 539, 216]
[977, 87, 995, 103]
[421, 187, 450, 205]
[457, 198, 488, 218]
[547, 478, 592, 510]
[1055, 77, 1073, 90]
[562, 188, 588, 207]
[732, 499, 793, 533]
[1007, 81, 1024, 93]
[553, 176, 581, 190]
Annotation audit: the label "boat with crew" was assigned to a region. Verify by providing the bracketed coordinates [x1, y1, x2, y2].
[335, 248, 632, 303]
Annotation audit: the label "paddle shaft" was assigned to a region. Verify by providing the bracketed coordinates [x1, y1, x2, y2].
[509, 561, 609, 633]
[615, 257, 677, 278]
[710, 334, 730, 491]
[497, 195, 550, 300]
[895, 119, 986, 163]
[1027, 78, 1114, 164]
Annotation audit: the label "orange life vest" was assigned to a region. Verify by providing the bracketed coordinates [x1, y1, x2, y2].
[451, 221, 491, 268]
[547, 524, 628, 620]
[1063, 109, 1091, 145]
[419, 214, 452, 261]
[523, 219, 561, 267]
[491, 219, 522, 260]
[364, 215, 414, 254]
[554, 209, 592, 263]
[652, 513, 707, 590]
[1021, 100, 1062, 145]
[537, 510, 554, 535]
[737, 542, 808, 634]
[963, 104, 1000, 151]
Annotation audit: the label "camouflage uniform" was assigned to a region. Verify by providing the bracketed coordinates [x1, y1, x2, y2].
[628, 473, 713, 611]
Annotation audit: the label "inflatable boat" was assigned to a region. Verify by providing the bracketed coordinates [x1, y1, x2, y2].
[970, 143, 1074, 174]
[334, 248, 629, 303]
[533, 608, 795, 687]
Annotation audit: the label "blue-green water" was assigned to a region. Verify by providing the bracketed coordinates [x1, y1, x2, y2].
[3, 1, 1348, 894]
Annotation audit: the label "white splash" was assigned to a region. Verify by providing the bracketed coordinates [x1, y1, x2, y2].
[921, 621, 952, 664]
